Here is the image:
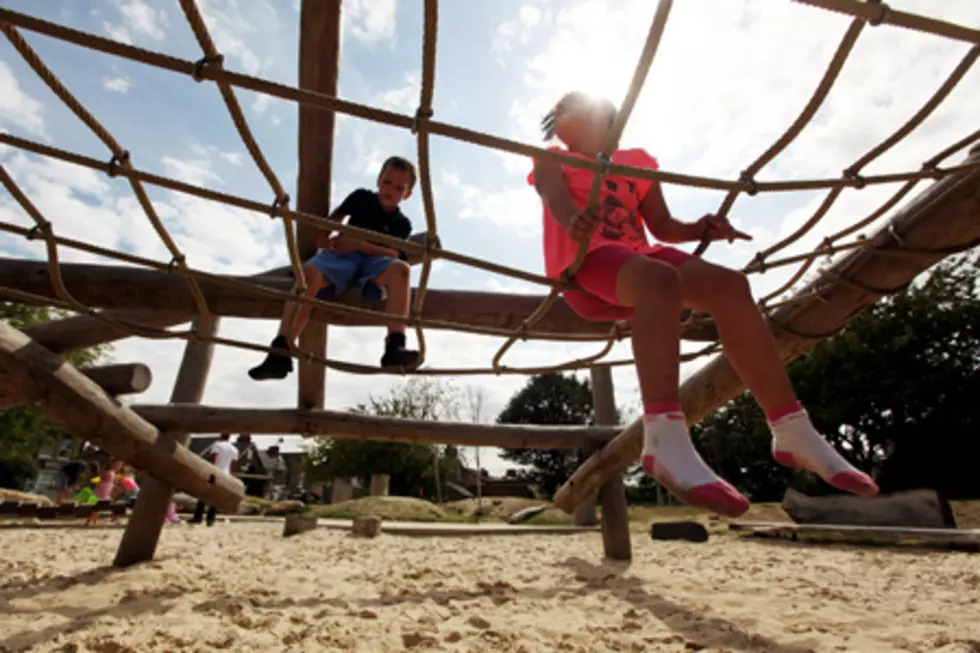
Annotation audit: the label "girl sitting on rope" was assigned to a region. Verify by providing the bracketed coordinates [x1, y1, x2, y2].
[249, 156, 421, 380]
[528, 91, 878, 518]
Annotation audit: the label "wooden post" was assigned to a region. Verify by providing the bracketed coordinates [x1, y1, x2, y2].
[369, 473, 390, 496]
[590, 366, 631, 560]
[295, 0, 341, 411]
[114, 317, 221, 567]
[331, 477, 352, 503]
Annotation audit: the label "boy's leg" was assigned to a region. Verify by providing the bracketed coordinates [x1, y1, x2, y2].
[675, 257, 878, 496]
[190, 499, 205, 524]
[249, 254, 349, 381]
[369, 258, 421, 369]
[206, 505, 217, 526]
[573, 245, 750, 518]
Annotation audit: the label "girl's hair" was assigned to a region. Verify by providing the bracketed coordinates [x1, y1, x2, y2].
[540, 92, 617, 141]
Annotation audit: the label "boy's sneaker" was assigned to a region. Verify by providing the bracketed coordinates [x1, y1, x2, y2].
[248, 335, 294, 380]
[380, 331, 420, 370]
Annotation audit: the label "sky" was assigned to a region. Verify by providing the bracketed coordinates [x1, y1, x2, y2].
[1, 0, 978, 474]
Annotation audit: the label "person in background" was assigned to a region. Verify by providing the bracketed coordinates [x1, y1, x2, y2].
[190, 433, 239, 527]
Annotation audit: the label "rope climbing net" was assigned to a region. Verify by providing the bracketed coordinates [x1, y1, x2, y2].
[0, 0, 978, 378]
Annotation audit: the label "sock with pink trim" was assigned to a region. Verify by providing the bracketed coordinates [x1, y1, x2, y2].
[768, 404, 879, 497]
[640, 403, 750, 518]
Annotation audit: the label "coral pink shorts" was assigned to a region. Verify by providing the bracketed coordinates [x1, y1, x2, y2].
[563, 244, 694, 321]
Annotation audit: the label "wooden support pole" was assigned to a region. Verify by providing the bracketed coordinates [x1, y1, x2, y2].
[0, 258, 719, 341]
[114, 317, 222, 567]
[296, 0, 341, 411]
[129, 403, 620, 449]
[590, 366, 631, 561]
[554, 148, 980, 514]
[0, 321, 242, 513]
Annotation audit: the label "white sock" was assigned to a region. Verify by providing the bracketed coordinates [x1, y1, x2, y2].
[642, 413, 723, 489]
[770, 410, 858, 478]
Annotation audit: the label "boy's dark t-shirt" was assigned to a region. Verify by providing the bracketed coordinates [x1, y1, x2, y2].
[336, 188, 413, 260]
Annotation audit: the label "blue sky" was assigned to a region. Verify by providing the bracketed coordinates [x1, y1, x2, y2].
[2, 0, 978, 472]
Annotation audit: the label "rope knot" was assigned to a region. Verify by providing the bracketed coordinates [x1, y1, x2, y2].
[193, 54, 225, 82]
[739, 170, 758, 196]
[843, 168, 866, 189]
[869, 3, 891, 26]
[412, 106, 434, 135]
[107, 151, 130, 177]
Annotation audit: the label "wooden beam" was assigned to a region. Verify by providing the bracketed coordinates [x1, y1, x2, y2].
[0, 258, 719, 341]
[115, 317, 220, 567]
[2, 362, 149, 405]
[23, 310, 190, 354]
[296, 0, 341, 411]
[553, 147, 980, 514]
[590, 366, 631, 561]
[129, 403, 621, 449]
[0, 321, 243, 513]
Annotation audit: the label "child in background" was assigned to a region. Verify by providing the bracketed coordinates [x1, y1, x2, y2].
[86, 458, 122, 526]
[528, 91, 878, 518]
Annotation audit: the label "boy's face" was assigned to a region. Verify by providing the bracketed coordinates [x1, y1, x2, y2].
[377, 164, 414, 210]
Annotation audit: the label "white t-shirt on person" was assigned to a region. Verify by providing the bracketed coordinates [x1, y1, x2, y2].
[205, 440, 239, 474]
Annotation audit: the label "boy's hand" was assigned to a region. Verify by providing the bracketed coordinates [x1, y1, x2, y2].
[696, 213, 751, 244]
[566, 208, 601, 244]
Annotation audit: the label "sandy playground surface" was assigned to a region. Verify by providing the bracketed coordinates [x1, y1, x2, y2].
[1, 521, 979, 653]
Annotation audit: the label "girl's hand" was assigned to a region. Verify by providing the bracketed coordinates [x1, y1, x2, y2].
[567, 208, 601, 244]
[697, 213, 752, 243]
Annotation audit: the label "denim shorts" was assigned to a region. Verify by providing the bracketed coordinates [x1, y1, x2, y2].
[303, 250, 395, 302]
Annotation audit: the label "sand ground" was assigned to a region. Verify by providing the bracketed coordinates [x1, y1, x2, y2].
[1, 521, 979, 653]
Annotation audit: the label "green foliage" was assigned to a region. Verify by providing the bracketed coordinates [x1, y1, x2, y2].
[676, 253, 980, 501]
[305, 378, 464, 499]
[1, 302, 112, 478]
[496, 373, 597, 497]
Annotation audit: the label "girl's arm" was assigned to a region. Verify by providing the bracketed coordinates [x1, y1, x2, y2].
[638, 181, 703, 244]
[532, 158, 579, 230]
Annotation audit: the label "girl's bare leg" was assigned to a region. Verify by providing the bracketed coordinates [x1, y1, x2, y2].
[676, 257, 878, 497]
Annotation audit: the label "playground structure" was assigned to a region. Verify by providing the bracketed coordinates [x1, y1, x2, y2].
[0, 0, 978, 567]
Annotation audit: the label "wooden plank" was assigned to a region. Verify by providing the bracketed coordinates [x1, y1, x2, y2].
[591, 365, 631, 561]
[114, 317, 221, 567]
[0, 321, 243, 513]
[553, 148, 980, 514]
[129, 403, 621, 449]
[730, 521, 980, 546]
[0, 258, 719, 341]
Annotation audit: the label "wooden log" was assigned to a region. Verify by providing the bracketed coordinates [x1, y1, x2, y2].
[0, 258, 718, 341]
[369, 473, 390, 497]
[553, 147, 980, 514]
[729, 521, 980, 548]
[2, 362, 151, 406]
[283, 514, 318, 537]
[22, 310, 190, 354]
[115, 317, 221, 567]
[590, 366, 631, 561]
[129, 403, 620, 449]
[781, 488, 955, 529]
[352, 515, 382, 538]
[0, 322, 243, 517]
[295, 0, 341, 412]
[331, 478, 352, 503]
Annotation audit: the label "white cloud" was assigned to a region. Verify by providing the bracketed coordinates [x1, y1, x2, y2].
[102, 75, 131, 94]
[373, 71, 419, 113]
[102, 0, 168, 44]
[439, 168, 541, 238]
[219, 151, 245, 166]
[0, 61, 46, 138]
[343, 0, 398, 47]
[161, 155, 223, 188]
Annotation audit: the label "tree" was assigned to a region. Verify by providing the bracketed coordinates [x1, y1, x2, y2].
[497, 373, 596, 497]
[677, 252, 980, 500]
[1, 303, 113, 488]
[305, 378, 464, 500]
